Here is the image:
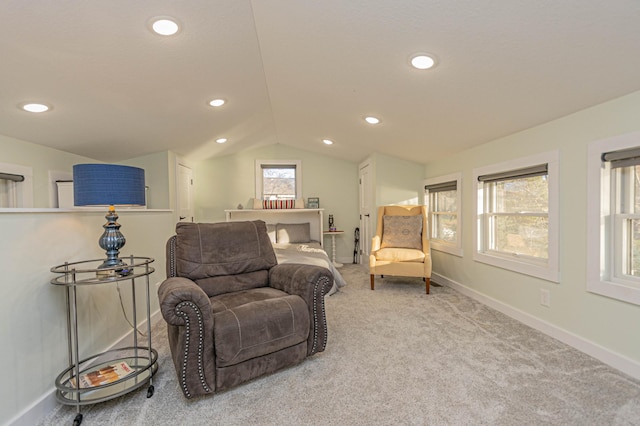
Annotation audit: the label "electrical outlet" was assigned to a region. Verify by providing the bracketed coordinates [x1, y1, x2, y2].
[540, 289, 551, 307]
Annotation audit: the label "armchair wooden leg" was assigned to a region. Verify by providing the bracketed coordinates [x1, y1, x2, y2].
[425, 277, 430, 294]
[370, 274, 375, 290]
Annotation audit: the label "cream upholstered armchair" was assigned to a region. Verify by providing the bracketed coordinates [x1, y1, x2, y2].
[369, 205, 432, 294]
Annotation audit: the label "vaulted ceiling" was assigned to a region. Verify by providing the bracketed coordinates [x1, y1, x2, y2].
[2, 1, 640, 164]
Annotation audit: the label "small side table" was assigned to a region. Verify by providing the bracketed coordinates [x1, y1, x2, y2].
[50, 256, 157, 426]
[323, 230, 345, 268]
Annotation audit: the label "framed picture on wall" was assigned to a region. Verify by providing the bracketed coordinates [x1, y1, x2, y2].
[307, 197, 319, 208]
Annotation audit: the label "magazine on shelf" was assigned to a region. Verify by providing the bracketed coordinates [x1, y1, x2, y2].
[71, 361, 133, 388]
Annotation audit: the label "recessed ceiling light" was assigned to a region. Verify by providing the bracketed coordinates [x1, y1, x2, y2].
[21, 103, 50, 113]
[410, 54, 436, 70]
[364, 116, 380, 125]
[150, 18, 180, 36]
[216, 138, 227, 144]
[209, 99, 226, 107]
[322, 139, 334, 145]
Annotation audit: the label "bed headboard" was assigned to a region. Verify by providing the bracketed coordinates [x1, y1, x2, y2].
[225, 208, 325, 247]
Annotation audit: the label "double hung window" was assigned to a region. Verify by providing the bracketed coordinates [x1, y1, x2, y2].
[0, 173, 24, 208]
[479, 165, 549, 261]
[424, 173, 462, 256]
[605, 148, 640, 279]
[0, 163, 33, 208]
[588, 133, 640, 305]
[474, 152, 559, 282]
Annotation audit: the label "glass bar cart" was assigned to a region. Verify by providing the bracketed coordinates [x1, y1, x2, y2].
[50, 256, 157, 426]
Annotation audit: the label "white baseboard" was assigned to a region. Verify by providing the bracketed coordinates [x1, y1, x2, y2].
[432, 272, 640, 381]
[7, 389, 59, 426]
[9, 309, 162, 426]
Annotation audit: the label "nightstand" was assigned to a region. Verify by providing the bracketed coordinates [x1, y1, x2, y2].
[323, 230, 345, 267]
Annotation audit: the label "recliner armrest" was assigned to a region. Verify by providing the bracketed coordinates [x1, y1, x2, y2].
[159, 277, 212, 326]
[158, 277, 215, 398]
[269, 264, 333, 355]
[269, 264, 333, 298]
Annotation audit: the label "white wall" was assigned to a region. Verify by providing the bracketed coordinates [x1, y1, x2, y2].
[0, 134, 96, 208]
[195, 144, 359, 263]
[1, 209, 174, 426]
[1, 134, 178, 211]
[373, 152, 424, 206]
[424, 89, 640, 374]
[121, 151, 173, 210]
[365, 152, 425, 229]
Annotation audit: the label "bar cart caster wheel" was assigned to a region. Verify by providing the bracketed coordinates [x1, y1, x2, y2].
[73, 413, 83, 426]
[147, 385, 154, 398]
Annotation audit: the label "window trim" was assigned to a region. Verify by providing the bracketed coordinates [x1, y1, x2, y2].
[424, 172, 463, 257]
[587, 130, 640, 305]
[255, 159, 302, 200]
[473, 151, 559, 282]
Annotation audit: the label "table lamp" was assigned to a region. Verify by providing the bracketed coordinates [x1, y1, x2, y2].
[73, 164, 146, 277]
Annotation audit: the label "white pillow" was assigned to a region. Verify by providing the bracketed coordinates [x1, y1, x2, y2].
[266, 224, 277, 243]
[276, 223, 311, 243]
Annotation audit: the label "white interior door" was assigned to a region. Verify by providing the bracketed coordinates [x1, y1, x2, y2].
[358, 160, 374, 263]
[177, 163, 194, 223]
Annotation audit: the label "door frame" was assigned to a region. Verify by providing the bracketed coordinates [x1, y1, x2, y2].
[175, 158, 195, 224]
[358, 158, 375, 264]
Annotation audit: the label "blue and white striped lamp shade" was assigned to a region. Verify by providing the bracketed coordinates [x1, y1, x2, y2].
[73, 164, 146, 206]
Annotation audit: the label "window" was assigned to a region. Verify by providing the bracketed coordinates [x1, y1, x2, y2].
[0, 162, 33, 208]
[255, 160, 302, 200]
[608, 156, 640, 279]
[0, 173, 24, 208]
[424, 172, 462, 256]
[588, 131, 640, 305]
[474, 151, 559, 282]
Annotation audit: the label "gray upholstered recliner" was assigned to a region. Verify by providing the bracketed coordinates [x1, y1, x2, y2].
[158, 220, 333, 398]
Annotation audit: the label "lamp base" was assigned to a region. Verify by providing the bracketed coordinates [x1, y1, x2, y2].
[96, 206, 133, 278]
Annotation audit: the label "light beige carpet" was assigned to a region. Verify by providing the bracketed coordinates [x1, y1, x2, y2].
[40, 264, 640, 425]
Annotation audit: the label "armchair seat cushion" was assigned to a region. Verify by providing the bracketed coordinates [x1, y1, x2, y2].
[374, 247, 425, 263]
[212, 289, 310, 367]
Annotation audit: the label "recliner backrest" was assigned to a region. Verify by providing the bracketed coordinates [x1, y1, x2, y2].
[171, 221, 278, 297]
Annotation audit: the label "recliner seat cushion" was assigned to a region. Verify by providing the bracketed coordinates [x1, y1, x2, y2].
[209, 287, 287, 314]
[212, 293, 310, 367]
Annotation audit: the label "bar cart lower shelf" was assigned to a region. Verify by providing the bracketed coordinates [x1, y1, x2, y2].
[50, 257, 157, 426]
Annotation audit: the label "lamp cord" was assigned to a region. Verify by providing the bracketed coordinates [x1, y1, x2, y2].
[116, 282, 147, 338]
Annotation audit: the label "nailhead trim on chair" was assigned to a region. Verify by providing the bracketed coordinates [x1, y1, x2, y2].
[176, 301, 211, 398]
[311, 276, 331, 354]
[168, 235, 177, 278]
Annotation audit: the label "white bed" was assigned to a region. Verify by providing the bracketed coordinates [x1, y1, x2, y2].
[225, 208, 346, 295]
